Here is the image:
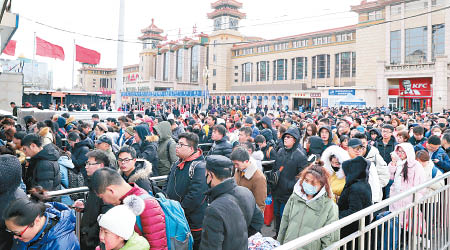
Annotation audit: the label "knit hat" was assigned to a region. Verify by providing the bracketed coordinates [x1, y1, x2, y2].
[0, 155, 22, 193]
[125, 126, 135, 136]
[206, 155, 233, 177]
[98, 195, 145, 240]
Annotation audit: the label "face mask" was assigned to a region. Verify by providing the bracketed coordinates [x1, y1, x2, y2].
[302, 181, 318, 196]
[193, 128, 200, 133]
[434, 132, 441, 137]
[332, 166, 340, 172]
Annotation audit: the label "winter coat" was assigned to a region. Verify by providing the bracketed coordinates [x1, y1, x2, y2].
[11, 202, 80, 250]
[364, 145, 390, 188]
[119, 232, 150, 250]
[422, 160, 444, 194]
[388, 143, 426, 228]
[0, 188, 26, 249]
[251, 151, 264, 172]
[277, 181, 339, 249]
[120, 159, 154, 194]
[260, 116, 277, 141]
[338, 156, 372, 239]
[71, 139, 92, 173]
[322, 145, 350, 202]
[103, 148, 118, 170]
[132, 125, 159, 174]
[164, 153, 207, 230]
[234, 158, 267, 212]
[154, 121, 178, 176]
[273, 127, 308, 203]
[26, 143, 61, 191]
[80, 186, 113, 250]
[121, 184, 167, 250]
[39, 127, 54, 146]
[414, 143, 450, 172]
[171, 126, 185, 141]
[208, 136, 233, 158]
[308, 136, 325, 157]
[408, 136, 427, 146]
[374, 136, 397, 165]
[200, 178, 263, 250]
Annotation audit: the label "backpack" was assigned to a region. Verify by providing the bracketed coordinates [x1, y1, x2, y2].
[67, 168, 85, 200]
[137, 193, 193, 250]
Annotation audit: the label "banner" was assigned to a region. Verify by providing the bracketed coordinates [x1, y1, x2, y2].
[3, 40, 16, 56]
[36, 37, 65, 60]
[122, 90, 204, 97]
[76, 45, 101, 65]
[399, 78, 432, 98]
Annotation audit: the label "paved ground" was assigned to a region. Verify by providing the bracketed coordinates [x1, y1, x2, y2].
[261, 222, 276, 238]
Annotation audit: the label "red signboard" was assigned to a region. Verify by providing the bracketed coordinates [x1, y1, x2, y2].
[399, 78, 432, 98]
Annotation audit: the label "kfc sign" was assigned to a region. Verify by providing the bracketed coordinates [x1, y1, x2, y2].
[399, 78, 432, 98]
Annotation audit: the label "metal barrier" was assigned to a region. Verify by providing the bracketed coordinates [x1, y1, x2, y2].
[275, 171, 450, 250]
[45, 175, 169, 241]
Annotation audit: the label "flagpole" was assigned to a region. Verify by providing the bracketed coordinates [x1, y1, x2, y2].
[32, 32, 36, 86]
[72, 39, 75, 89]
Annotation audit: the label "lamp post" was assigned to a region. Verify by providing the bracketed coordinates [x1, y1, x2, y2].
[115, 0, 125, 110]
[202, 67, 209, 110]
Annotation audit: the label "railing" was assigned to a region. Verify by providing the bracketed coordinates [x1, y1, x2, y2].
[275, 171, 450, 250]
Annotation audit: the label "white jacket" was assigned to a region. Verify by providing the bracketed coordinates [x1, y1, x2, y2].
[365, 145, 390, 187]
[368, 162, 382, 203]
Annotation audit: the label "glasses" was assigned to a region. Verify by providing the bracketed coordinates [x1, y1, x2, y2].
[86, 162, 99, 166]
[118, 158, 133, 163]
[176, 143, 190, 148]
[6, 224, 31, 237]
[284, 135, 294, 139]
[352, 146, 365, 152]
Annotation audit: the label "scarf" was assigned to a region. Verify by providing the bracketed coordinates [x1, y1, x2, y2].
[177, 149, 203, 170]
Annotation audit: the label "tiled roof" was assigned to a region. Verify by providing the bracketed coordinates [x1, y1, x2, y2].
[211, 0, 243, 9]
[141, 18, 164, 34]
[207, 8, 246, 19]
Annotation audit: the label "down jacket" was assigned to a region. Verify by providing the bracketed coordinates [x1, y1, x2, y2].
[26, 143, 61, 191]
[277, 181, 339, 249]
[120, 184, 167, 250]
[132, 125, 159, 175]
[71, 139, 92, 173]
[120, 159, 154, 194]
[11, 202, 80, 250]
[208, 136, 233, 158]
[273, 127, 308, 203]
[154, 121, 178, 176]
[201, 178, 263, 250]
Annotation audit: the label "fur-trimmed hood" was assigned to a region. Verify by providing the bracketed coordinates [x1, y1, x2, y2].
[322, 145, 350, 179]
[145, 135, 159, 143]
[120, 159, 153, 183]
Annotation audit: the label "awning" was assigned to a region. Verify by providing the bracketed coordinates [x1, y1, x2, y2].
[246, 96, 250, 99]
[283, 96, 289, 100]
[222, 96, 226, 99]
[253, 96, 257, 100]
[230, 96, 234, 99]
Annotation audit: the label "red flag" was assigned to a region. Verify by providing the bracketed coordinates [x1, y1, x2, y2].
[36, 37, 65, 60]
[76, 45, 100, 65]
[3, 40, 16, 56]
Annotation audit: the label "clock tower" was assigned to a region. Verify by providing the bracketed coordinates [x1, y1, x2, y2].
[207, 0, 246, 31]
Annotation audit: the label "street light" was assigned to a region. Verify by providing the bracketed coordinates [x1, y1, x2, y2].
[202, 66, 209, 110]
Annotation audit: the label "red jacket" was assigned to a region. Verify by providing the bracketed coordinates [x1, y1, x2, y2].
[120, 184, 168, 250]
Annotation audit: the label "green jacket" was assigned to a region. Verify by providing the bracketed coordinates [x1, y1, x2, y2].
[277, 183, 339, 250]
[121, 232, 150, 250]
[154, 121, 178, 175]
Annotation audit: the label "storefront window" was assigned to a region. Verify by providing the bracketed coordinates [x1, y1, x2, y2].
[405, 26, 427, 64]
[432, 24, 445, 60]
[390, 30, 401, 64]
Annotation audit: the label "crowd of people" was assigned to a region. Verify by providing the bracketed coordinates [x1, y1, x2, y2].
[0, 103, 449, 250]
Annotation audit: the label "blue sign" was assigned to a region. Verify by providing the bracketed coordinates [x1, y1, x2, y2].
[322, 98, 328, 107]
[328, 89, 355, 96]
[122, 90, 205, 98]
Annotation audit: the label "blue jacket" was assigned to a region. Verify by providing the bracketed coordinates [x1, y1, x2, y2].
[415, 144, 450, 172]
[12, 202, 80, 250]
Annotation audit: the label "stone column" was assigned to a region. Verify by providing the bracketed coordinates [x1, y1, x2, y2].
[376, 60, 387, 107]
[433, 56, 448, 112]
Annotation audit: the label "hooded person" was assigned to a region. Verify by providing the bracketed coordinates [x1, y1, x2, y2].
[338, 156, 372, 242]
[0, 155, 27, 250]
[271, 127, 308, 236]
[259, 116, 277, 142]
[131, 124, 159, 176]
[153, 121, 178, 176]
[322, 145, 350, 202]
[308, 136, 325, 157]
[388, 143, 426, 229]
[318, 126, 335, 151]
[96, 195, 150, 250]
